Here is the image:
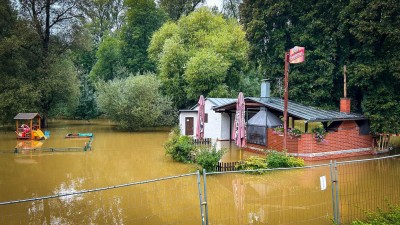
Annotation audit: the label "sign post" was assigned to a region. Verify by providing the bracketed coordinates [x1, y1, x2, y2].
[283, 46, 305, 150]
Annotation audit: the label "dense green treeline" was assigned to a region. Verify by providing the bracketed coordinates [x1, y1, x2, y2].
[240, 0, 400, 133]
[0, 0, 399, 132]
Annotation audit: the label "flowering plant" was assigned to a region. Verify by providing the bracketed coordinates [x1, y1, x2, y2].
[312, 127, 326, 143]
[273, 127, 302, 138]
[288, 128, 302, 137]
[273, 127, 284, 135]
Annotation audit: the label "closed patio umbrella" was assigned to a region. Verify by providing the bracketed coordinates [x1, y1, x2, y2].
[232, 92, 246, 147]
[196, 95, 205, 139]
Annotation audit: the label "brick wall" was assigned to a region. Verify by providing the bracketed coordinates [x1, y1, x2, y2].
[266, 129, 299, 153]
[297, 121, 373, 160]
[340, 98, 351, 113]
[245, 120, 373, 161]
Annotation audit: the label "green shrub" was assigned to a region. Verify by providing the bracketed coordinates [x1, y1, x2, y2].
[96, 73, 176, 130]
[164, 128, 195, 163]
[266, 151, 305, 168]
[195, 145, 224, 172]
[235, 156, 268, 172]
[351, 205, 400, 225]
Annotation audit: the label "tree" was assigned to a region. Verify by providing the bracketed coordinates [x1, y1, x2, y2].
[80, 0, 126, 44]
[89, 34, 124, 81]
[341, 0, 400, 133]
[0, 0, 41, 124]
[157, 0, 204, 21]
[149, 7, 249, 108]
[96, 73, 176, 130]
[74, 73, 98, 120]
[17, 0, 83, 55]
[120, 0, 166, 74]
[221, 0, 241, 19]
[239, 0, 400, 133]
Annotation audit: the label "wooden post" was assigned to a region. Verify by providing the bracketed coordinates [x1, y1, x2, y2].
[16, 120, 18, 134]
[305, 122, 309, 133]
[283, 52, 290, 150]
[343, 65, 347, 98]
[38, 116, 41, 130]
[30, 119, 33, 139]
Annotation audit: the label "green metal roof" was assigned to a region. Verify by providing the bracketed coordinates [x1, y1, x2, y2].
[214, 97, 367, 122]
[189, 98, 236, 110]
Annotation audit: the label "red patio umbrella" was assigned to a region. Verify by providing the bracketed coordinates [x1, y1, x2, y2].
[232, 92, 246, 147]
[196, 95, 205, 139]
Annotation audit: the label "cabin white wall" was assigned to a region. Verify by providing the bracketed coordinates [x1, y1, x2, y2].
[221, 113, 232, 140]
[179, 111, 197, 136]
[179, 99, 233, 140]
[203, 101, 221, 139]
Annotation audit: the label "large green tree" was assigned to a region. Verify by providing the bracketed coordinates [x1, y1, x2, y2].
[0, 0, 41, 123]
[149, 7, 249, 108]
[11, 0, 83, 125]
[239, 0, 400, 133]
[342, 0, 400, 133]
[120, 0, 166, 74]
[157, 0, 204, 21]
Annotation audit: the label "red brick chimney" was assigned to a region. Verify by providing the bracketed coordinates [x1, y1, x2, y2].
[340, 65, 350, 113]
[340, 98, 351, 113]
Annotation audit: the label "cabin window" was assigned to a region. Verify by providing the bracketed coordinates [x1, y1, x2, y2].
[204, 114, 208, 123]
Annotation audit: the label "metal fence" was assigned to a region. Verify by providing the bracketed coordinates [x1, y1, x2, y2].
[0, 173, 203, 225]
[335, 156, 400, 224]
[1, 155, 400, 224]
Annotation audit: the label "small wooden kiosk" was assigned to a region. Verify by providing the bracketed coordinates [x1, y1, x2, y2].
[14, 113, 45, 140]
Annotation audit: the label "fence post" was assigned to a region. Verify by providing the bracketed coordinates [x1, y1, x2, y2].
[330, 160, 340, 225]
[196, 170, 205, 225]
[203, 169, 209, 225]
[334, 161, 340, 225]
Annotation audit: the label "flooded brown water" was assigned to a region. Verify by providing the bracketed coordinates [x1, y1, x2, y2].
[0, 120, 399, 224]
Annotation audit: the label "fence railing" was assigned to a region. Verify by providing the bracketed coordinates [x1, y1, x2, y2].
[192, 138, 212, 145]
[1, 155, 399, 224]
[215, 161, 239, 172]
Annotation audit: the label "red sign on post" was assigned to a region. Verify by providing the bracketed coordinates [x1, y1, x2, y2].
[289, 46, 305, 64]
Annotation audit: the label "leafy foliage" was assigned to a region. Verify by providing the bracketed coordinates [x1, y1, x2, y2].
[121, 0, 166, 74]
[90, 35, 124, 81]
[164, 127, 195, 163]
[265, 151, 305, 168]
[157, 0, 204, 21]
[236, 156, 269, 172]
[239, 0, 400, 133]
[351, 204, 400, 225]
[312, 127, 326, 143]
[236, 151, 304, 172]
[96, 73, 176, 130]
[149, 7, 249, 108]
[195, 145, 224, 172]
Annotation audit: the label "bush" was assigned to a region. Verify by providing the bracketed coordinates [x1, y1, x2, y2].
[164, 128, 195, 163]
[235, 151, 305, 173]
[195, 145, 224, 172]
[351, 205, 400, 225]
[236, 157, 268, 172]
[96, 73, 176, 130]
[266, 151, 305, 168]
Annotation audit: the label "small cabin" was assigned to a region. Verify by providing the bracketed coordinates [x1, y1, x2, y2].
[14, 113, 44, 140]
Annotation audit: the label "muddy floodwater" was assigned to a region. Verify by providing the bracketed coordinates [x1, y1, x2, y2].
[0, 120, 399, 224]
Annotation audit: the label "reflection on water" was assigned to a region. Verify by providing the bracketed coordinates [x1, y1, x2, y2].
[0, 120, 399, 224]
